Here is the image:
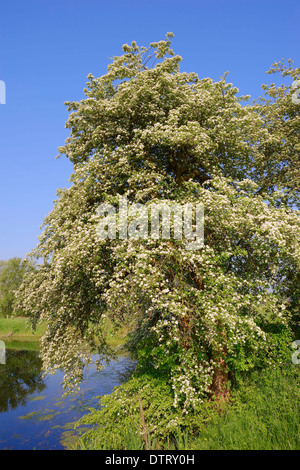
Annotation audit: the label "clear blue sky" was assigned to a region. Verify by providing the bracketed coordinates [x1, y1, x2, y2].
[0, 0, 299, 260]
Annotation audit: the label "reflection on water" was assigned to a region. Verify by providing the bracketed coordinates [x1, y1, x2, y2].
[0, 348, 134, 450]
[0, 350, 45, 412]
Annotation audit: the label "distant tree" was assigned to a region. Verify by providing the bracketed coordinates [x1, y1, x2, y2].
[0, 257, 36, 317]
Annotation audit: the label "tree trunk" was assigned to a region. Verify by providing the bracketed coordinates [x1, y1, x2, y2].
[210, 328, 230, 403]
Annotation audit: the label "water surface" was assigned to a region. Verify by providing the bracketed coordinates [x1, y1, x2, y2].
[0, 348, 134, 450]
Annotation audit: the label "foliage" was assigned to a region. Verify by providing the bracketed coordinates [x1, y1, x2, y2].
[188, 365, 300, 450]
[74, 365, 300, 450]
[14, 33, 300, 407]
[0, 257, 36, 317]
[74, 369, 214, 450]
[252, 59, 300, 209]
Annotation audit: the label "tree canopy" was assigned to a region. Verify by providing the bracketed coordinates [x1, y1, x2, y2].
[15, 34, 300, 406]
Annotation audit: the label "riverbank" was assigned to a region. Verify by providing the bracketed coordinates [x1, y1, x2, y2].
[0, 348, 133, 450]
[0, 317, 46, 343]
[0, 317, 129, 349]
[75, 364, 300, 450]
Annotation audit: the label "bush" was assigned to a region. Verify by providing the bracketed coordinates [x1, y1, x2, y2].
[74, 365, 300, 450]
[74, 369, 216, 450]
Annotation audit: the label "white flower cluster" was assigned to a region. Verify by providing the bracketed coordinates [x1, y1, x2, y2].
[14, 37, 300, 402]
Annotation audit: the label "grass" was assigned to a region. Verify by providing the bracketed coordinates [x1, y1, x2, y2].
[0, 316, 129, 349]
[103, 319, 130, 348]
[3, 316, 298, 450]
[177, 366, 300, 450]
[0, 316, 46, 342]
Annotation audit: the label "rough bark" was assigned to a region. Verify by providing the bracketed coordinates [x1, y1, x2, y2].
[210, 328, 230, 404]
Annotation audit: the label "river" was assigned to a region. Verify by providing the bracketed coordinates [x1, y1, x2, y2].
[0, 345, 134, 450]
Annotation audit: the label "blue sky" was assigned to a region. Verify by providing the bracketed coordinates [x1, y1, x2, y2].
[0, 0, 299, 260]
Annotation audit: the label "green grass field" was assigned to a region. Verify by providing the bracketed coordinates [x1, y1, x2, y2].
[0, 317, 46, 341]
[186, 366, 300, 450]
[0, 316, 129, 349]
[74, 365, 300, 451]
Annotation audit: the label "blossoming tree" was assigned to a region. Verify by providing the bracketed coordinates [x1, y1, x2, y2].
[15, 34, 300, 408]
